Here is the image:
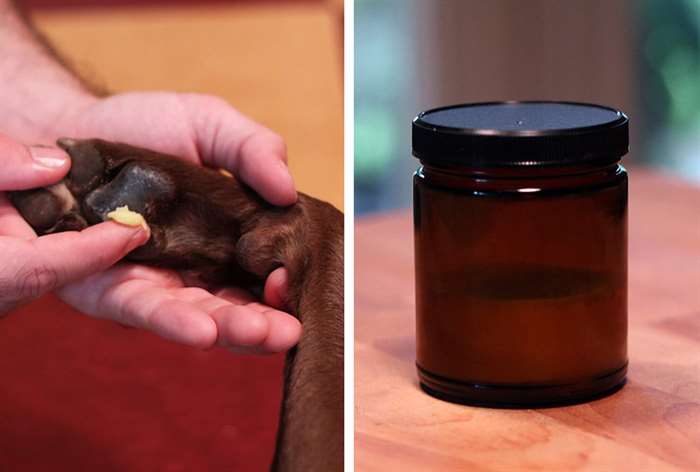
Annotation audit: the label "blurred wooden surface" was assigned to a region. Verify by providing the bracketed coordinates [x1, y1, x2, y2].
[30, 2, 343, 209]
[355, 168, 700, 471]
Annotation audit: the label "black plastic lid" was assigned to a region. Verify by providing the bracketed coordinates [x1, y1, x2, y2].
[412, 101, 629, 167]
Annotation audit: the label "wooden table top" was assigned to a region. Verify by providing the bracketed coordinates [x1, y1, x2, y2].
[355, 167, 700, 471]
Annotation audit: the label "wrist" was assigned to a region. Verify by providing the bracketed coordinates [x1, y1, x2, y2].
[0, 1, 98, 144]
[40, 90, 100, 142]
[0, 67, 98, 144]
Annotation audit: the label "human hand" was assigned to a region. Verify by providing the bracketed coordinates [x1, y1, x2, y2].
[7, 93, 302, 353]
[58, 263, 299, 354]
[63, 92, 301, 352]
[63, 92, 297, 206]
[0, 0, 300, 351]
[0, 134, 150, 314]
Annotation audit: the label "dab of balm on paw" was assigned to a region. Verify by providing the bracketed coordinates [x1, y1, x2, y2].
[107, 206, 148, 231]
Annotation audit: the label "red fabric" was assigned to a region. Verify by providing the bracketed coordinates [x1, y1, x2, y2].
[0, 294, 284, 471]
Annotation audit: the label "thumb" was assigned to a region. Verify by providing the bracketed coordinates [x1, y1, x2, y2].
[5, 221, 149, 300]
[181, 94, 297, 206]
[264, 267, 290, 311]
[0, 134, 71, 191]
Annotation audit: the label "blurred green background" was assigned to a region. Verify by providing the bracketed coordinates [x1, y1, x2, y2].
[355, 0, 700, 214]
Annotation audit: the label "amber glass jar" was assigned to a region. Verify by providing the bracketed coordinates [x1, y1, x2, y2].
[413, 101, 629, 407]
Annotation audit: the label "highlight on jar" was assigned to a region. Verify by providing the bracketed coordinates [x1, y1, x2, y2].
[354, 1, 699, 469]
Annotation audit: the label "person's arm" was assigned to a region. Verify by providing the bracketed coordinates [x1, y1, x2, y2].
[0, 1, 296, 206]
[0, 0, 96, 144]
[0, 0, 301, 353]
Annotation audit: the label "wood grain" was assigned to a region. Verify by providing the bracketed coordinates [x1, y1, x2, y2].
[30, 2, 343, 209]
[355, 167, 700, 471]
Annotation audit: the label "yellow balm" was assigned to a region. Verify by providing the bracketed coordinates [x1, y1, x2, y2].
[107, 206, 148, 231]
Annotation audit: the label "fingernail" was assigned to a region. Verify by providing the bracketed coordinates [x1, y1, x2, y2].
[277, 160, 296, 189]
[128, 224, 151, 250]
[277, 159, 291, 172]
[30, 146, 69, 169]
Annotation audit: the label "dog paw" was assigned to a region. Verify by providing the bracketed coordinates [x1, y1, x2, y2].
[9, 183, 87, 233]
[10, 138, 261, 286]
[12, 139, 183, 260]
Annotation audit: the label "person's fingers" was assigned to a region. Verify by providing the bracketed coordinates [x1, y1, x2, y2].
[263, 267, 290, 310]
[213, 286, 257, 305]
[59, 268, 300, 352]
[209, 304, 269, 347]
[57, 263, 184, 315]
[235, 133, 296, 206]
[60, 267, 216, 348]
[99, 280, 218, 348]
[211, 305, 301, 354]
[216, 287, 301, 353]
[224, 310, 303, 355]
[0, 194, 36, 239]
[140, 296, 218, 348]
[257, 309, 302, 352]
[181, 93, 297, 206]
[2, 222, 149, 300]
[0, 135, 70, 190]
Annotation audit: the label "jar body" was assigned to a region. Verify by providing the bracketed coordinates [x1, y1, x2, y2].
[414, 162, 628, 407]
